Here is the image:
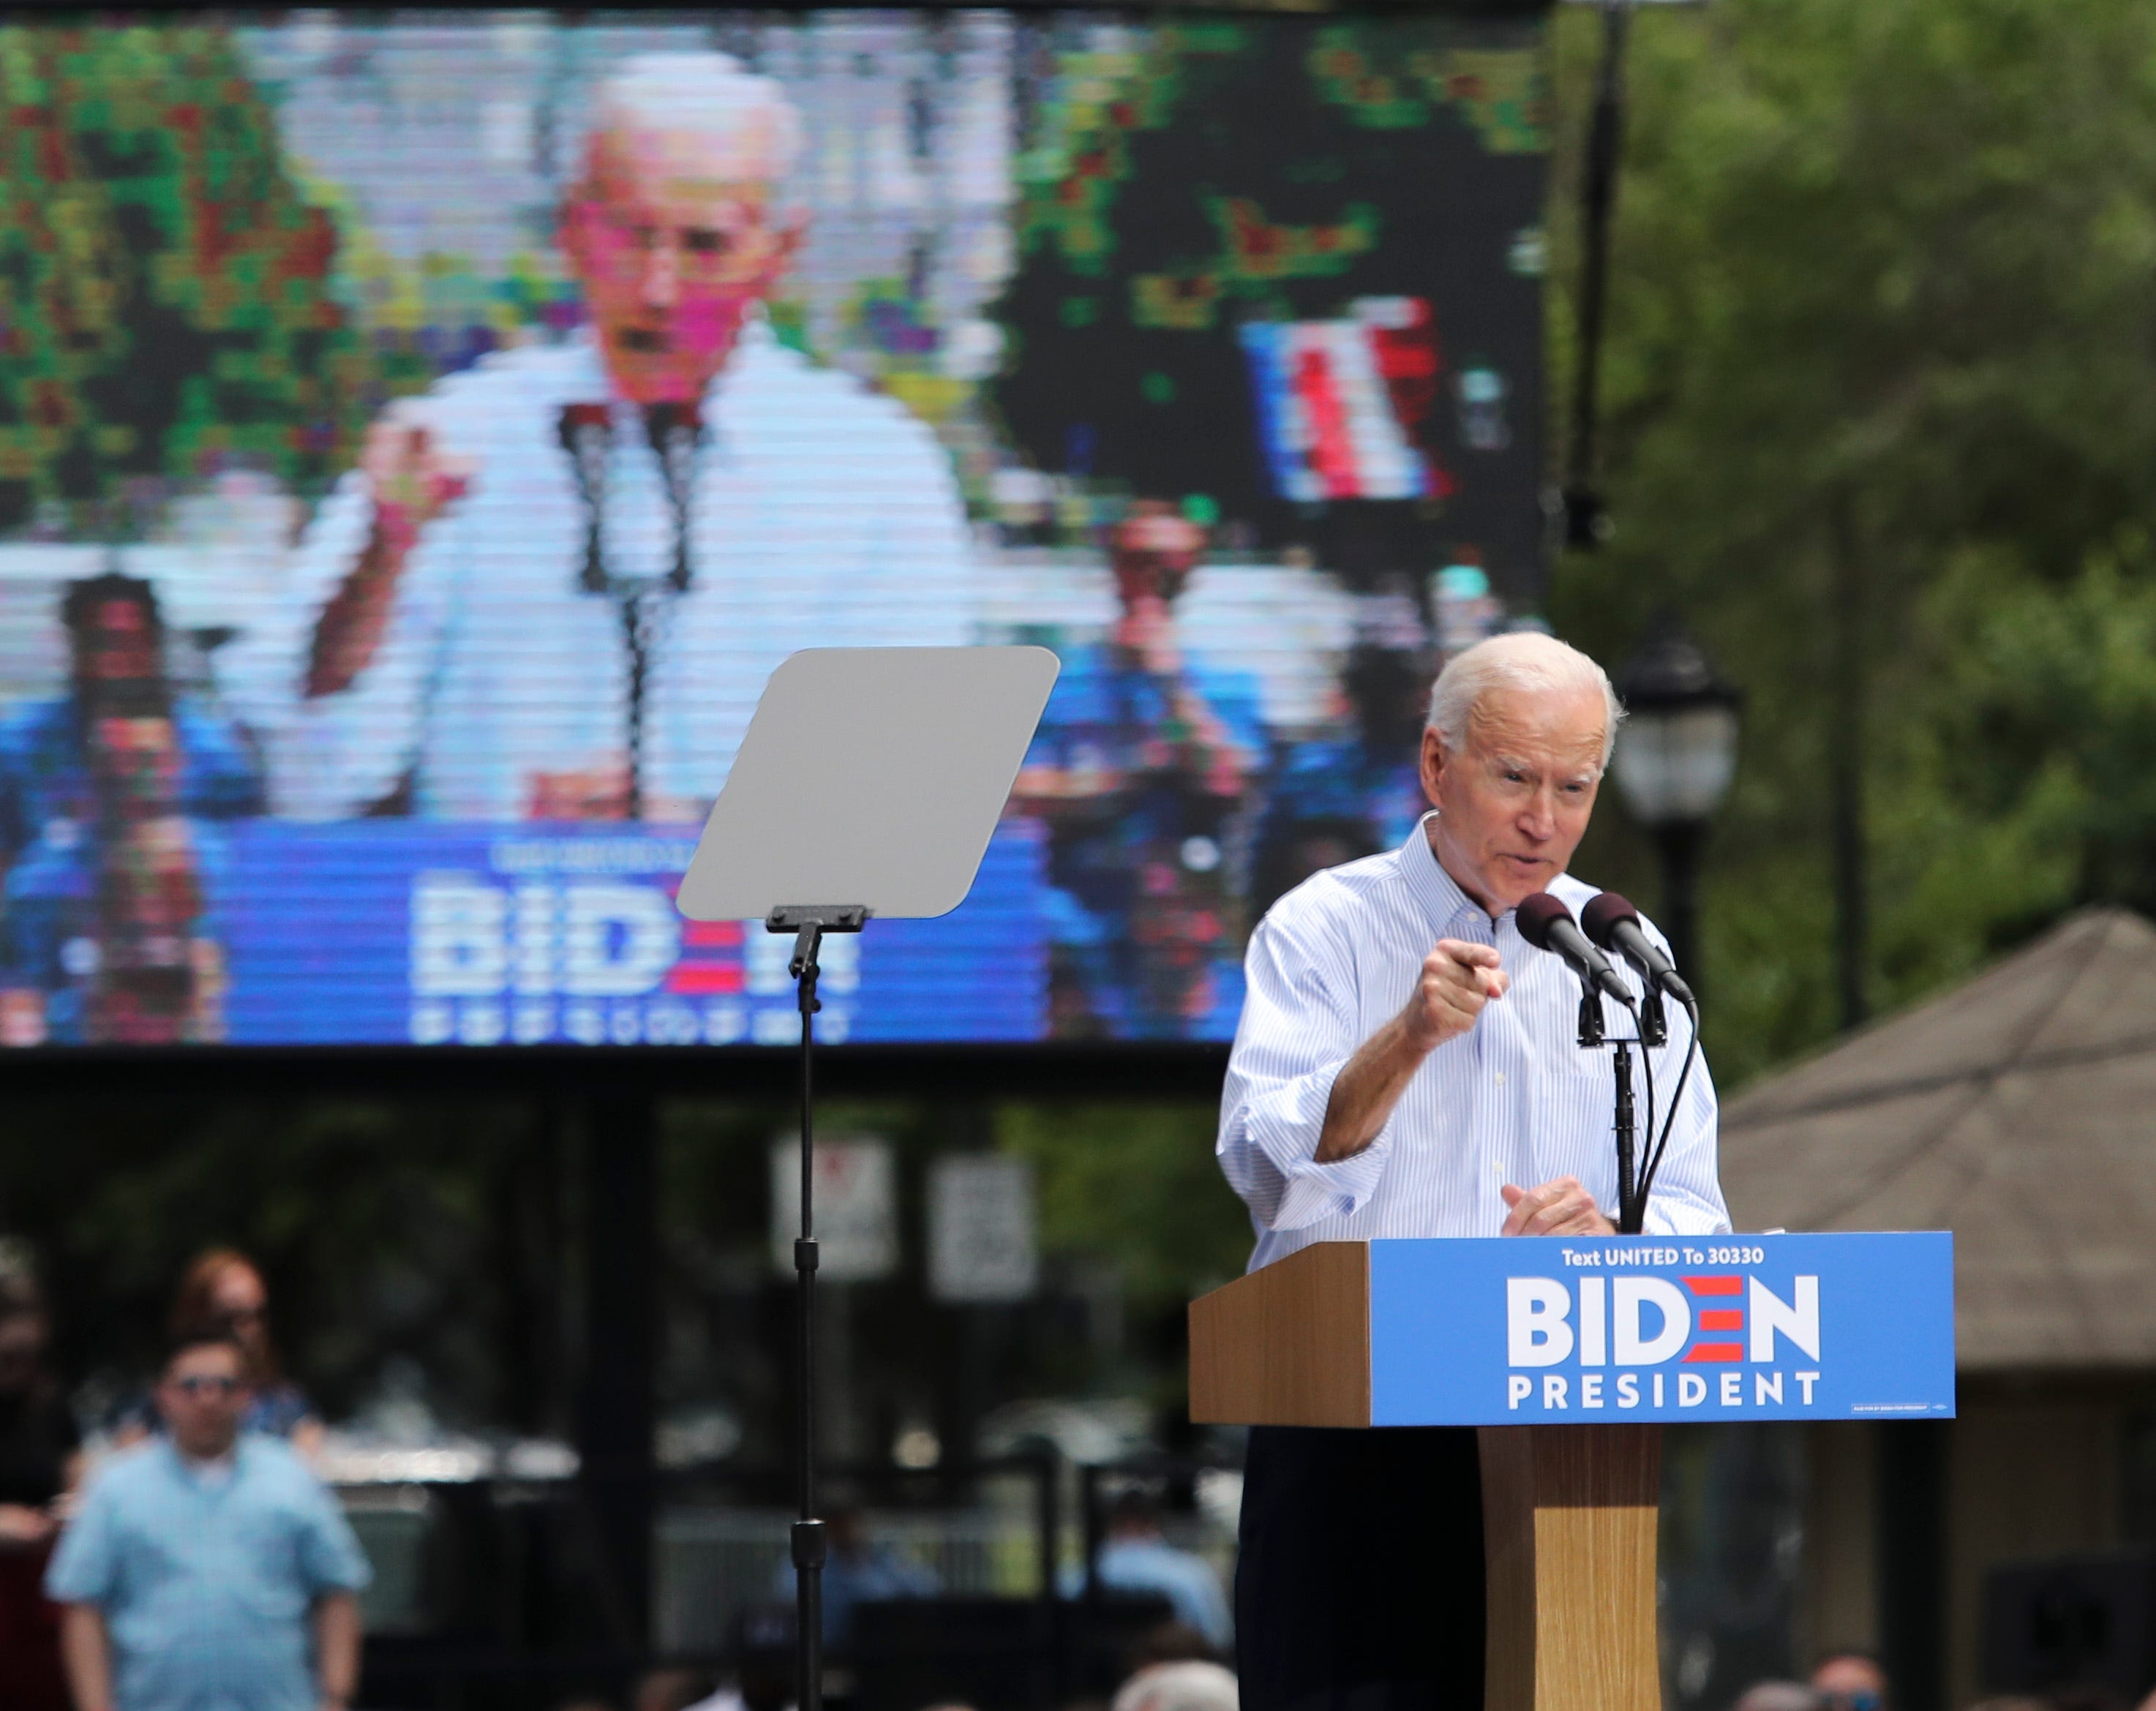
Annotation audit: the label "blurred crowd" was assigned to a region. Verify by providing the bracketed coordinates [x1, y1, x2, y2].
[0, 1243, 1243, 1711]
[26, 1243, 2156, 1711]
[1729, 1654, 2156, 1711]
[625, 1614, 1236, 1711]
[0, 1246, 356, 1711]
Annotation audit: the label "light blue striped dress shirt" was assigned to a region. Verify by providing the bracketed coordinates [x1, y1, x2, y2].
[1218, 816, 1731, 1270]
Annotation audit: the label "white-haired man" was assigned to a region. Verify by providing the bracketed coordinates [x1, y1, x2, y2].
[229, 53, 974, 822]
[1216, 630, 1730, 1710]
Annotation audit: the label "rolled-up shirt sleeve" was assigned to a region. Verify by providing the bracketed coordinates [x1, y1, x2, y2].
[44, 1470, 116, 1606]
[219, 467, 451, 822]
[1217, 900, 1397, 1231]
[294, 1473, 373, 1595]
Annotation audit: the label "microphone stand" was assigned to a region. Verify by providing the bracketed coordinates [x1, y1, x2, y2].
[1573, 982, 1643, 1236]
[555, 403, 702, 822]
[1612, 1037, 1639, 1235]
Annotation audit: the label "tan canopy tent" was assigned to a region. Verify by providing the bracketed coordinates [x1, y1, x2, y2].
[1719, 906, 2156, 1372]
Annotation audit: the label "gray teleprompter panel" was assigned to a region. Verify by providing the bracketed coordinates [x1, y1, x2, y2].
[675, 645, 1061, 922]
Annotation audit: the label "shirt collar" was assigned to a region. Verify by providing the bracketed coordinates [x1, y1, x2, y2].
[1399, 813, 1496, 938]
[162, 1435, 245, 1485]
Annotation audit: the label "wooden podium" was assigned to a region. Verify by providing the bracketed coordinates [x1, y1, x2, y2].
[1189, 1241, 1661, 1711]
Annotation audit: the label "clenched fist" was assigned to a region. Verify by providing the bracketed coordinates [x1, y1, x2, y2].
[1402, 939, 1510, 1051]
[1500, 1176, 1615, 1238]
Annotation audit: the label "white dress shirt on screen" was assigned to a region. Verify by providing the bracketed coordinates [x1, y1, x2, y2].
[1217, 815, 1732, 1271]
[225, 319, 977, 821]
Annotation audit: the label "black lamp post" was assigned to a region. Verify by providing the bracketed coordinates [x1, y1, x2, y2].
[1610, 618, 1741, 990]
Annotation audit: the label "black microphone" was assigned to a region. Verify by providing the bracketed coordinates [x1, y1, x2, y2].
[644, 402, 702, 594]
[1516, 892, 1634, 1006]
[1581, 891, 1697, 1007]
[557, 405, 612, 595]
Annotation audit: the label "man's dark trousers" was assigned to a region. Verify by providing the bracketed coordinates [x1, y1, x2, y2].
[1236, 1424, 1484, 1710]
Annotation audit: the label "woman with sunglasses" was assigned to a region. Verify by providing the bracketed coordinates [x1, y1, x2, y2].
[115, 1250, 323, 1461]
[165, 1251, 323, 1461]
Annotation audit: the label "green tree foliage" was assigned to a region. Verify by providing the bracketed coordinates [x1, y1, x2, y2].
[0, 24, 371, 531]
[1549, 0, 2156, 1084]
[998, 1102, 1251, 1320]
[0, 1095, 557, 1428]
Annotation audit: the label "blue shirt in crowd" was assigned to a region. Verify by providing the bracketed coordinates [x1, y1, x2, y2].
[773, 1538, 940, 1650]
[45, 1434, 371, 1711]
[1064, 1534, 1234, 1650]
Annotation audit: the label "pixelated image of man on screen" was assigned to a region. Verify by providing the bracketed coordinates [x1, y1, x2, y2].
[1010, 502, 1266, 1039]
[229, 51, 977, 824]
[0, 576, 264, 1046]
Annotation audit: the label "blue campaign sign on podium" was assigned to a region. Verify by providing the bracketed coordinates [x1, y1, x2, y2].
[1369, 1232, 1954, 1426]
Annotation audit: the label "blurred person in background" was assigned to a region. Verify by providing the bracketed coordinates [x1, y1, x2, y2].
[1111, 1661, 1238, 1711]
[119, 1250, 320, 1456]
[0, 573, 262, 1047]
[634, 1669, 718, 1711]
[1010, 500, 1265, 1039]
[1079, 1490, 1231, 1655]
[1251, 620, 1432, 918]
[46, 1328, 369, 1711]
[233, 50, 974, 827]
[1811, 1652, 1887, 1711]
[0, 1268, 82, 1711]
[168, 1250, 320, 1454]
[683, 1602, 795, 1711]
[768, 1499, 936, 1652]
[1729, 1685, 1819, 1711]
[1126, 1622, 1222, 1671]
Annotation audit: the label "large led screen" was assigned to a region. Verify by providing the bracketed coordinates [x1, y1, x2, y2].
[0, 12, 1547, 1047]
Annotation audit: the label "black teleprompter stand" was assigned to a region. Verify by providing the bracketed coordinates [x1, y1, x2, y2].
[673, 645, 1062, 1708]
[1574, 985, 1645, 1236]
[770, 902, 868, 1711]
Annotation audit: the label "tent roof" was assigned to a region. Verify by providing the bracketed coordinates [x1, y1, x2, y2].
[1719, 908, 2156, 1372]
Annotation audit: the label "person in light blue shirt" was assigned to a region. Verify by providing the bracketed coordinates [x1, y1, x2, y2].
[46, 1330, 369, 1711]
[1085, 1489, 1232, 1653]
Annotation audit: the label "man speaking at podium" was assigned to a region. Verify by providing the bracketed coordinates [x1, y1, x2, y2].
[1215, 631, 1730, 1709]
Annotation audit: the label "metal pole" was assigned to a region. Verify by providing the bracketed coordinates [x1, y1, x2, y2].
[1563, 0, 1633, 548]
[1878, 1421, 1947, 1711]
[576, 1096, 658, 1672]
[1037, 1452, 1062, 1710]
[1656, 819, 1705, 1001]
[792, 926, 826, 1711]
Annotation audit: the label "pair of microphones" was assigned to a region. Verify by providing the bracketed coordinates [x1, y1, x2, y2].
[1516, 890, 1695, 1010]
